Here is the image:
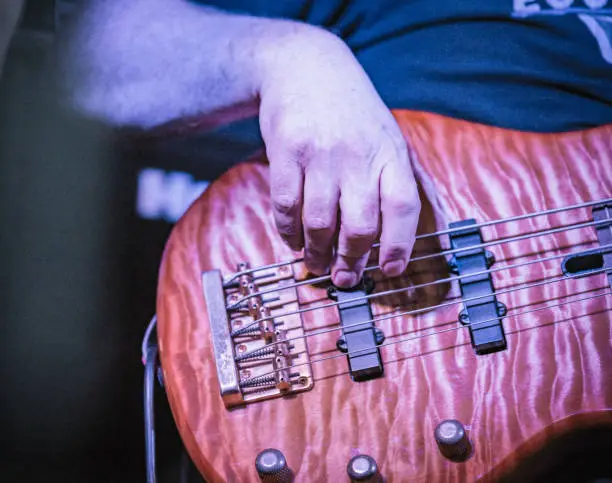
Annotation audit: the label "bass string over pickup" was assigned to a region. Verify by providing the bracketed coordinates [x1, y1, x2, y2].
[448, 219, 508, 355]
[202, 262, 313, 408]
[591, 203, 612, 288]
[560, 203, 612, 285]
[328, 277, 385, 382]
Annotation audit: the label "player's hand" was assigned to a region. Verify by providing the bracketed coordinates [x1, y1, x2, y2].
[258, 28, 421, 288]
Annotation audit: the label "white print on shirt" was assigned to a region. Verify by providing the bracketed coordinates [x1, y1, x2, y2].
[579, 13, 612, 62]
[513, 0, 612, 63]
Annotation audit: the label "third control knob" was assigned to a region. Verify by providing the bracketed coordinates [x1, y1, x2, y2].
[347, 454, 382, 483]
[434, 419, 472, 462]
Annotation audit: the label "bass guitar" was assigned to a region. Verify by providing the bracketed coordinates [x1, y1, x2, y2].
[156, 110, 612, 482]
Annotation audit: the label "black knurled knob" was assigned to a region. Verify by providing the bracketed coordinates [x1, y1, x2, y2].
[434, 419, 472, 462]
[255, 448, 292, 483]
[347, 454, 382, 483]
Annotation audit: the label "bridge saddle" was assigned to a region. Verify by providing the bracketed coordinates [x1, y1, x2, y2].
[202, 262, 313, 408]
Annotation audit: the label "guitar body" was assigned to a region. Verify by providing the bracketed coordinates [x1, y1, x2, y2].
[157, 111, 612, 482]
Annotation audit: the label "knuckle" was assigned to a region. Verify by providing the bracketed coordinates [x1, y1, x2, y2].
[276, 220, 298, 237]
[273, 194, 300, 216]
[387, 194, 421, 217]
[287, 138, 313, 162]
[274, 219, 299, 240]
[272, 123, 379, 166]
[272, 123, 314, 161]
[304, 215, 334, 233]
[334, 134, 377, 159]
[343, 223, 378, 242]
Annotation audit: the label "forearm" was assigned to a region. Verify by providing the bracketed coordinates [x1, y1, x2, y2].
[59, 0, 420, 288]
[58, 0, 332, 129]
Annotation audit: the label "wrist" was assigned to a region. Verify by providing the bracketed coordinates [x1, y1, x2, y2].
[252, 20, 350, 98]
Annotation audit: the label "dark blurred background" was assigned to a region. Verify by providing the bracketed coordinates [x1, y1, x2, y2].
[0, 1, 261, 481]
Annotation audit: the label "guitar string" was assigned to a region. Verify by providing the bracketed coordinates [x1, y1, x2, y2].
[223, 197, 612, 285]
[225, 198, 612, 285]
[234, 265, 611, 361]
[227, 218, 610, 310]
[228, 236, 595, 310]
[230, 236, 611, 337]
[232, 243, 611, 350]
[308, 287, 612, 373]
[238, 288, 612, 385]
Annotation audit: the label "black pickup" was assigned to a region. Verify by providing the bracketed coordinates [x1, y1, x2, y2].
[592, 203, 612, 288]
[328, 278, 385, 382]
[448, 219, 507, 355]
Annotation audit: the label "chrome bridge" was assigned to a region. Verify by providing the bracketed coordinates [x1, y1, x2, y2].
[202, 262, 313, 408]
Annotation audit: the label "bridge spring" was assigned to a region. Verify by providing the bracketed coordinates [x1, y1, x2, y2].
[235, 345, 276, 362]
[240, 374, 276, 389]
[232, 324, 261, 336]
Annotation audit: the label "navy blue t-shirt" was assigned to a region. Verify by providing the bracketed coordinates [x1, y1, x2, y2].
[199, 0, 612, 132]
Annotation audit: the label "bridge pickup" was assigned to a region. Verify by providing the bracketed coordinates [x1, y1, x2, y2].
[448, 219, 507, 355]
[592, 203, 612, 288]
[328, 279, 384, 382]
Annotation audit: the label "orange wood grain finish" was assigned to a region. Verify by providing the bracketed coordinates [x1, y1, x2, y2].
[156, 111, 612, 482]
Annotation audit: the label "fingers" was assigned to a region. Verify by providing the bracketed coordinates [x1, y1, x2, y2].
[302, 163, 339, 275]
[378, 146, 421, 278]
[331, 141, 420, 288]
[268, 154, 304, 251]
[265, 115, 420, 287]
[333, 178, 380, 288]
[267, 133, 340, 269]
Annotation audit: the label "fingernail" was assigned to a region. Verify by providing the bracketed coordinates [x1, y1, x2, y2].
[382, 260, 405, 277]
[334, 270, 358, 288]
